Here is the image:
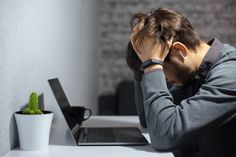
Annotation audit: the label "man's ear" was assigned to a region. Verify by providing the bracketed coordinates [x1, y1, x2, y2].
[172, 42, 189, 57]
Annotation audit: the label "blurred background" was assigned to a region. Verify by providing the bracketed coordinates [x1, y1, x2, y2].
[0, 0, 236, 155]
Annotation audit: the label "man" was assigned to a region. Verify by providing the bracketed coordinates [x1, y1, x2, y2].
[126, 7, 236, 157]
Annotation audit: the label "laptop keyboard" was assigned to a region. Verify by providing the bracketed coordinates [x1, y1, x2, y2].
[79, 128, 116, 143]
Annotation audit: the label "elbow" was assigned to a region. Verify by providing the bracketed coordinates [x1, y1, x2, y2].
[149, 131, 181, 151]
[154, 144, 176, 152]
[150, 136, 179, 152]
[147, 107, 184, 151]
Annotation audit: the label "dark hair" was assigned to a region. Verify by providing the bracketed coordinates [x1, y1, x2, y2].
[126, 7, 201, 71]
[126, 41, 142, 73]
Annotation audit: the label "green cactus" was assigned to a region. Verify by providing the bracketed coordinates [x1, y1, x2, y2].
[23, 92, 43, 114]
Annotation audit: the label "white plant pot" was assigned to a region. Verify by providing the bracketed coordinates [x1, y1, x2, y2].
[15, 111, 53, 151]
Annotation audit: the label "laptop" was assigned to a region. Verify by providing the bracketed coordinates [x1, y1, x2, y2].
[48, 78, 148, 146]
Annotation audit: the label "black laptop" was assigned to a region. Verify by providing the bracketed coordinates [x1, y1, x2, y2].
[48, 78, 148, 146]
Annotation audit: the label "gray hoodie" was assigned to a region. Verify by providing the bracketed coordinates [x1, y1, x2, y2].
[134, 39, 236, 157]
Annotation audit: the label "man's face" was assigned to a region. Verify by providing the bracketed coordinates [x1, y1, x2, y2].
[163, 49, 196, 86]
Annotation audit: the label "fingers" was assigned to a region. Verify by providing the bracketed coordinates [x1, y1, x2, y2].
[129, 20, 145, 53]
[132, 20, 145, 33]
[130, 34, 141, 55]
[129, 20, 172, 62]
[166, 37, 174, 49]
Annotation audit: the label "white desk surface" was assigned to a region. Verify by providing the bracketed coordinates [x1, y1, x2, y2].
[3, 116, 173, 157]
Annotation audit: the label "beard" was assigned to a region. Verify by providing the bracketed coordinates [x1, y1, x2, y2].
[172, 59, 196, 87]
[164, 52, 197, 87]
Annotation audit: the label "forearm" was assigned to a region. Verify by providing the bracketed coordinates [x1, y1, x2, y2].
[133, 66, 189, 129]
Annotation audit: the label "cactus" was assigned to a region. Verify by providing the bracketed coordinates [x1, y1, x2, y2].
[23, 92, 43, 114]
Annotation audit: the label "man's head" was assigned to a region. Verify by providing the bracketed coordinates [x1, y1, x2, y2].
[126, 7, 208, 86]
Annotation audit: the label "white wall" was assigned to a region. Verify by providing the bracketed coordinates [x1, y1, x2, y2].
[0, 0, 98, 155]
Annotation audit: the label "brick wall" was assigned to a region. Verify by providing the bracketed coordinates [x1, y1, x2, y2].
[98, 0, 236, 95]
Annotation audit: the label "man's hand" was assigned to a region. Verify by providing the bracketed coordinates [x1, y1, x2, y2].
[130, 21, 172, 62]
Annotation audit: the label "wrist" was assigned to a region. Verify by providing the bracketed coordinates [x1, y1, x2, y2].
[141, 59, 163, 73]
[141, 59, 163, 69]
[144, 64, 163, 73]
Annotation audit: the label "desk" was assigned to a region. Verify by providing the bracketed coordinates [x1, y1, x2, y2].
[3, 116, 173, 157]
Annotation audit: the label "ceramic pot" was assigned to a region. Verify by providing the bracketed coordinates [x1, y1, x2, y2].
[14, 111, 53, 150]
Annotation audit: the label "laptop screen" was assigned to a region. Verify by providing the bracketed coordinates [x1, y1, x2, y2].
[48, 78, 80, 141]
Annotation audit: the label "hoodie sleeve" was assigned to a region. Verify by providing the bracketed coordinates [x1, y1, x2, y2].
[134, 79, 147, 128]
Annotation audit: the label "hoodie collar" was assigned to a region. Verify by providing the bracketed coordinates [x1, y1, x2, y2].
[195, 38, 223, 80]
